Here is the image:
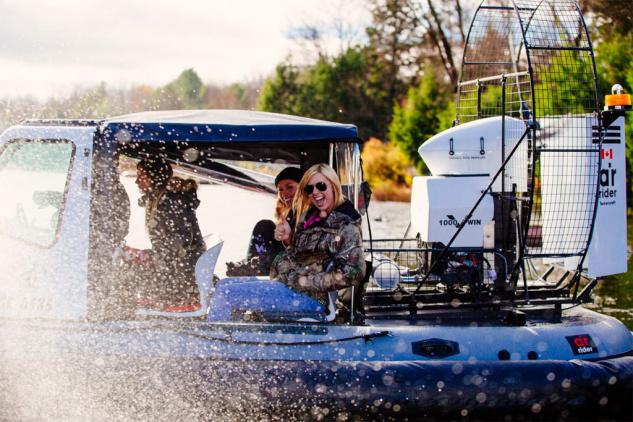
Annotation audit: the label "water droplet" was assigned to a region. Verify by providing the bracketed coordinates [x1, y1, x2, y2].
[451, 363, 464, 375]
[476, 392, 487, 403]
[183, 147, 199, 162]
[116, 129, 131, 143]
[382, 374, 394, 386]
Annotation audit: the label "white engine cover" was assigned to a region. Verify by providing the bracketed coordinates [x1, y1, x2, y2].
[410, 176, 494, 247]
[418, 116, 527, 192]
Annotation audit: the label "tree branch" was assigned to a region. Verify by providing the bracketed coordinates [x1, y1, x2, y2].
[426, 0, 458, 84]
[455, 0, 466, 45]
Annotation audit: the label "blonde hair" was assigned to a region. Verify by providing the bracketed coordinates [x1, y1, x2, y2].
[275, 194, 290, 221]
[292, 163, 344, 230]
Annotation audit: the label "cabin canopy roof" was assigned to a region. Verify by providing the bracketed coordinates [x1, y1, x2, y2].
[102, 110, 359, 143]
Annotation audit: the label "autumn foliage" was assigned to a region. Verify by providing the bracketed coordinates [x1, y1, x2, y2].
[361, 138, 413, 202]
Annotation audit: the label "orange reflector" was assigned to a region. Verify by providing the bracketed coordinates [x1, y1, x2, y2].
[164, 303, 201, 313]
[605, 93, 631, 107]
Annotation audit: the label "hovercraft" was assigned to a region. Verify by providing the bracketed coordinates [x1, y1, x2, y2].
[0, 1, 632, 420]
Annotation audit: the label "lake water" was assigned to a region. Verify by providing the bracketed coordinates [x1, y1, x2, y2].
[587, 218, 633, 329]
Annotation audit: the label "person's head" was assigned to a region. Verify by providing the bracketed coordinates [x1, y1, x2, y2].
[275, 167, 303, 206]
[136, 157, 173, 194]
[293, 163, 344, 223]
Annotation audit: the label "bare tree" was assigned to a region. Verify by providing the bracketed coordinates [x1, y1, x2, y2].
[368, 0, 470, 87]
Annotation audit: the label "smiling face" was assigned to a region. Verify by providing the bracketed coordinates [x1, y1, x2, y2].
[277, 179, 299, 205]
[306, 172, 334, 214]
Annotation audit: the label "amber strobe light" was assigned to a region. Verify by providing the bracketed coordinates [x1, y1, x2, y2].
[605, 84, 632, 110]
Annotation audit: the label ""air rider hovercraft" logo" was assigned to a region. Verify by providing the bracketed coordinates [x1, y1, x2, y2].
[565, 334, 598, 355]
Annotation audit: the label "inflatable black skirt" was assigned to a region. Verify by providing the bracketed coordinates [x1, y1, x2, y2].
[3, 351, 631, 420]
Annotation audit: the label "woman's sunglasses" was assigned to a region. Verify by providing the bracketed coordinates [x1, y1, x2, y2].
[304, 181, 328, 195]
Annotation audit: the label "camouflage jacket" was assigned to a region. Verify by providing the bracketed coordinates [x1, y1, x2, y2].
[139, 177, 206, 300]
[270, 200, 365, 306]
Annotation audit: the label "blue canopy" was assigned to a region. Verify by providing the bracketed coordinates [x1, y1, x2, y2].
[102, 110, 359, 143]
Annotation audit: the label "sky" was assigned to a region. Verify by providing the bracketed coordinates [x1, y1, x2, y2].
[0, 0, 371, 100]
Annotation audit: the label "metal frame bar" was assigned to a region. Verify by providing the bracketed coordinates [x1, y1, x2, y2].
[459, 71, 529, 87]
[572, 0, 603, 280]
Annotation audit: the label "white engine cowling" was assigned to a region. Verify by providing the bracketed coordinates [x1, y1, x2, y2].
[418, 116, 527, 192]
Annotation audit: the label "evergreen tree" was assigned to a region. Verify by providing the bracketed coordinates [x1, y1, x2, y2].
[258, 47, 394, 139]
[159, 68, 207, 109]
[257, 63, 301, 115]
[388, 66, 452, 174]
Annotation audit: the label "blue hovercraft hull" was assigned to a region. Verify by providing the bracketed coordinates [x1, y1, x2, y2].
[0, 307, 632, 420]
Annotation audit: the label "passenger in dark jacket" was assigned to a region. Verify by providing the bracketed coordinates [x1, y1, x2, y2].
[132, 158, 206, 306]
[226, 166, 303, 276]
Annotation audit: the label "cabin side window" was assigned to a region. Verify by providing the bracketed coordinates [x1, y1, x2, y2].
[331, 142, 363, 211]
[0, 140, 74, 247]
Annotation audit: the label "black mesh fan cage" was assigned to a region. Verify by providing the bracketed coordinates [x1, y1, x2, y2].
[456, 0, 602, 287]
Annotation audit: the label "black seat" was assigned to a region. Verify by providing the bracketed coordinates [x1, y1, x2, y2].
[353, 260, 372, 321]
[337, 260, 372, 323]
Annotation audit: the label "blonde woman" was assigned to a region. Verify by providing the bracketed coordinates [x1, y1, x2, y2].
[273, 166, 303, 221]
[209, 163, 365, 321]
